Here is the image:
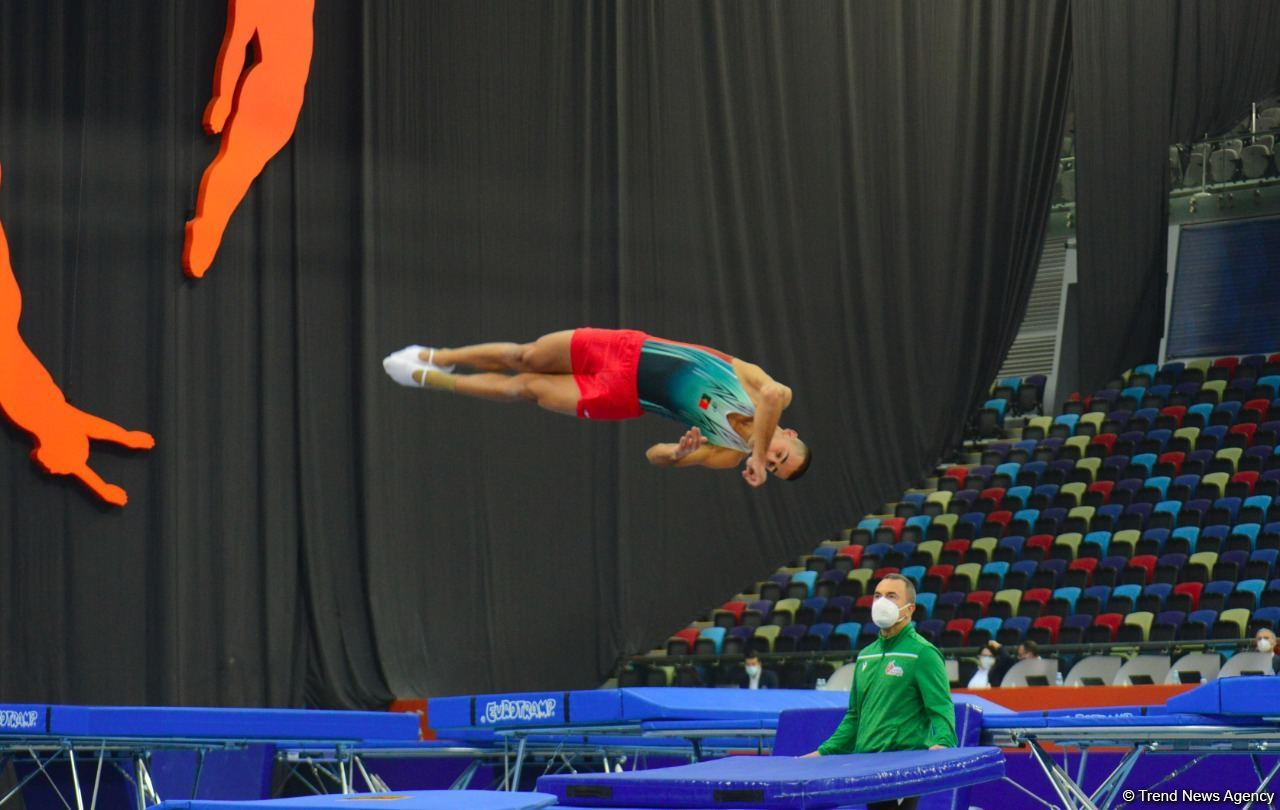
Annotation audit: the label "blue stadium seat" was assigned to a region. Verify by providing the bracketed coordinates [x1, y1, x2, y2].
[997, 616, 1031, 645]
[904, 515, 932, 542]
[1050, 586, 1080, 615]
[791, 571, 818, 598]
[914, 592, 936, 620]
[698, 626, 727, 654]
[900, 566, 927, 591]
[1233, 579, 1266, 611]
[1003, 486, 1032, 510]
[1140, 583, 1173, 613]
[973, 617, 1004, 645]
[1083, 530, 1112, 557]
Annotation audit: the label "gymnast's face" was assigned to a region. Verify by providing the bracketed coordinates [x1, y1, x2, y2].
[765, 429, 806, 479]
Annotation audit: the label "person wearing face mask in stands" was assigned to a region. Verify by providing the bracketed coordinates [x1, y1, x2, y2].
[1255, 629, 1280, 674]
[966, 641, 1005, 689]
[737, 649, 781, 689]
[802, 573, 956, 810]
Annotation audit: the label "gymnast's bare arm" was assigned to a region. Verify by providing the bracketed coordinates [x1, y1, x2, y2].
[646, 427, 746, 470]
[734, 360, 792, 486]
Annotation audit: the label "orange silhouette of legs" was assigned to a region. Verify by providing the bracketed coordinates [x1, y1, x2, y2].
[184, 0, 315, 279]
[0, 164, 154, 506]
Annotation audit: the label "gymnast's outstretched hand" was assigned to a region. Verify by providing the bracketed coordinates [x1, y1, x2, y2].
[672, 427, 708, 461]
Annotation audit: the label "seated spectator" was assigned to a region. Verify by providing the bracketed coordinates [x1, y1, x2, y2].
[737, 648, 780, 689]
[1255, 628, 1280, 674]
[969, 641, 1015, 688]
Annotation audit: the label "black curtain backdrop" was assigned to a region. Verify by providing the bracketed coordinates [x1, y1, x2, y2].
[1071, 0, 1280, 391]
[0, 1, 1069, 708]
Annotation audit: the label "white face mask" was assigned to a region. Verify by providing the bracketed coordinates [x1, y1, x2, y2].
[745, 664, 761, 677]
[1260, 638, 1275, 654]
[871, 596, 910, 629]
[978, 655, 995, 670]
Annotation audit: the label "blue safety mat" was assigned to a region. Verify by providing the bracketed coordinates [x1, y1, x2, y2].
[47, 705, 418, 741]
[154, 791, 559, 809]
[618, 689, 848, 723]
[640, 720, 777, 732]
[1169, 677, 1280, 716]
[0, 704, 48, 735]
[537, 747, 1005, 808]
[432, 689, 850, 731]
[982, 710, 1270, 730]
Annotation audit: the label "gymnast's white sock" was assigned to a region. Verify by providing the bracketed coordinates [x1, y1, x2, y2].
[382, 345, 455, 388]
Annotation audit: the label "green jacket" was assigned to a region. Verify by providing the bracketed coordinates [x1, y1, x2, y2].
[817, 622, 957, 754]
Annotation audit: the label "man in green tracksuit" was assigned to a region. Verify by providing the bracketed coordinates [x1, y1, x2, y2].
[807, 572, 957, 810]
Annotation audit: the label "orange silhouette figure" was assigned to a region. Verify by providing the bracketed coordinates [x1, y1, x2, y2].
[0, 165, 154, 506]
[184, 0, 315, 279]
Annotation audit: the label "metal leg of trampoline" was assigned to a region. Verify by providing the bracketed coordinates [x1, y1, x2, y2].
[1102, 750, 1206, 809]
[998, 776, 1060, 809]
[501, 738, 511, 791]
[1077, 746, 1090, 788]
[0, 750, 66, 809]
[1025, 737, 1100, 810]
[191, 748, 207, 799]
[1244, 757, 1280, 810]
[1091, 745, 1146, 810]
[137, 756, 161, 808]
[89, 745, 105, 810]
[32, 748, 75, 810]
[510, 737, 528, 792]
[450, 760, 482, 791]
[354, 755, 386, 793]
[66, 748, 84, 810]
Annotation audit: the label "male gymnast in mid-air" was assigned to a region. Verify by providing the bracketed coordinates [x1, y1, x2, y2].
[382, 328, 809, 486]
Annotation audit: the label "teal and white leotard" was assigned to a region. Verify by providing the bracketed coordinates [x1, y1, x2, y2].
[636, 339, 755, 453]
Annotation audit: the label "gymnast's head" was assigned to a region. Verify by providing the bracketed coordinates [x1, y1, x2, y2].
[765, 428, 811, 481]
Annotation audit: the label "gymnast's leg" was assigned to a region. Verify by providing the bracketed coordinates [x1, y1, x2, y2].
[395, 369, 580, 416]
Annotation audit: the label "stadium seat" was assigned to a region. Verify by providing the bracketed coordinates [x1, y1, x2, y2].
[1120, 611, 1153, 642]
[1138, 583, 1172, 614]
[992, 589, 1022, 620]
[1079, 585, 1110, 616]
[696, 627, 727, 655]
[1088, 612, 1124, 643]
[1213, 607, 1250, 639]
[997, 616, 1031, 645]
[1029, 615, 1062, 644]
[1172, 582, 1203, 613]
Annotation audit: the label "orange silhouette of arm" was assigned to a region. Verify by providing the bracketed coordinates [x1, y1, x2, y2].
[0, 163, 154, 506]
[185, 0, 314, 279]
[204, 0, 258, 134]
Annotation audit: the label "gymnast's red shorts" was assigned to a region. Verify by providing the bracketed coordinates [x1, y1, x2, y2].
[569, 328, 648, 420]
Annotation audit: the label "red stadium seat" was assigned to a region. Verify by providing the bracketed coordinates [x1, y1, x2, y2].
[1157, 452, 1185, 476]
[716, 601, 746, 623]
[1067, 557, 1098, 587]
[1031, 615, 1063, 643]
[1127, 555, 1157, 584]
[1229, 423, 1257, 447]
[1231, 471, 1260, 497]
[1092, 433, 1118, 452]
[1159, 406, 1186, 428]
[1026, 534, 1054, 556]
[924, 564, 954, 592]
[964, 591, 993, 617]
[1243, 399, 1270, 422]
[943, 618, 974, 645]
[876, 517, 906, 542]
[1092, 612, 1124, 641]
[1086, 481, 1115, 504]
[1174, 582, 1204, 611]
[1214, 356, 1240, 374]
[837, 544, 864, 567]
